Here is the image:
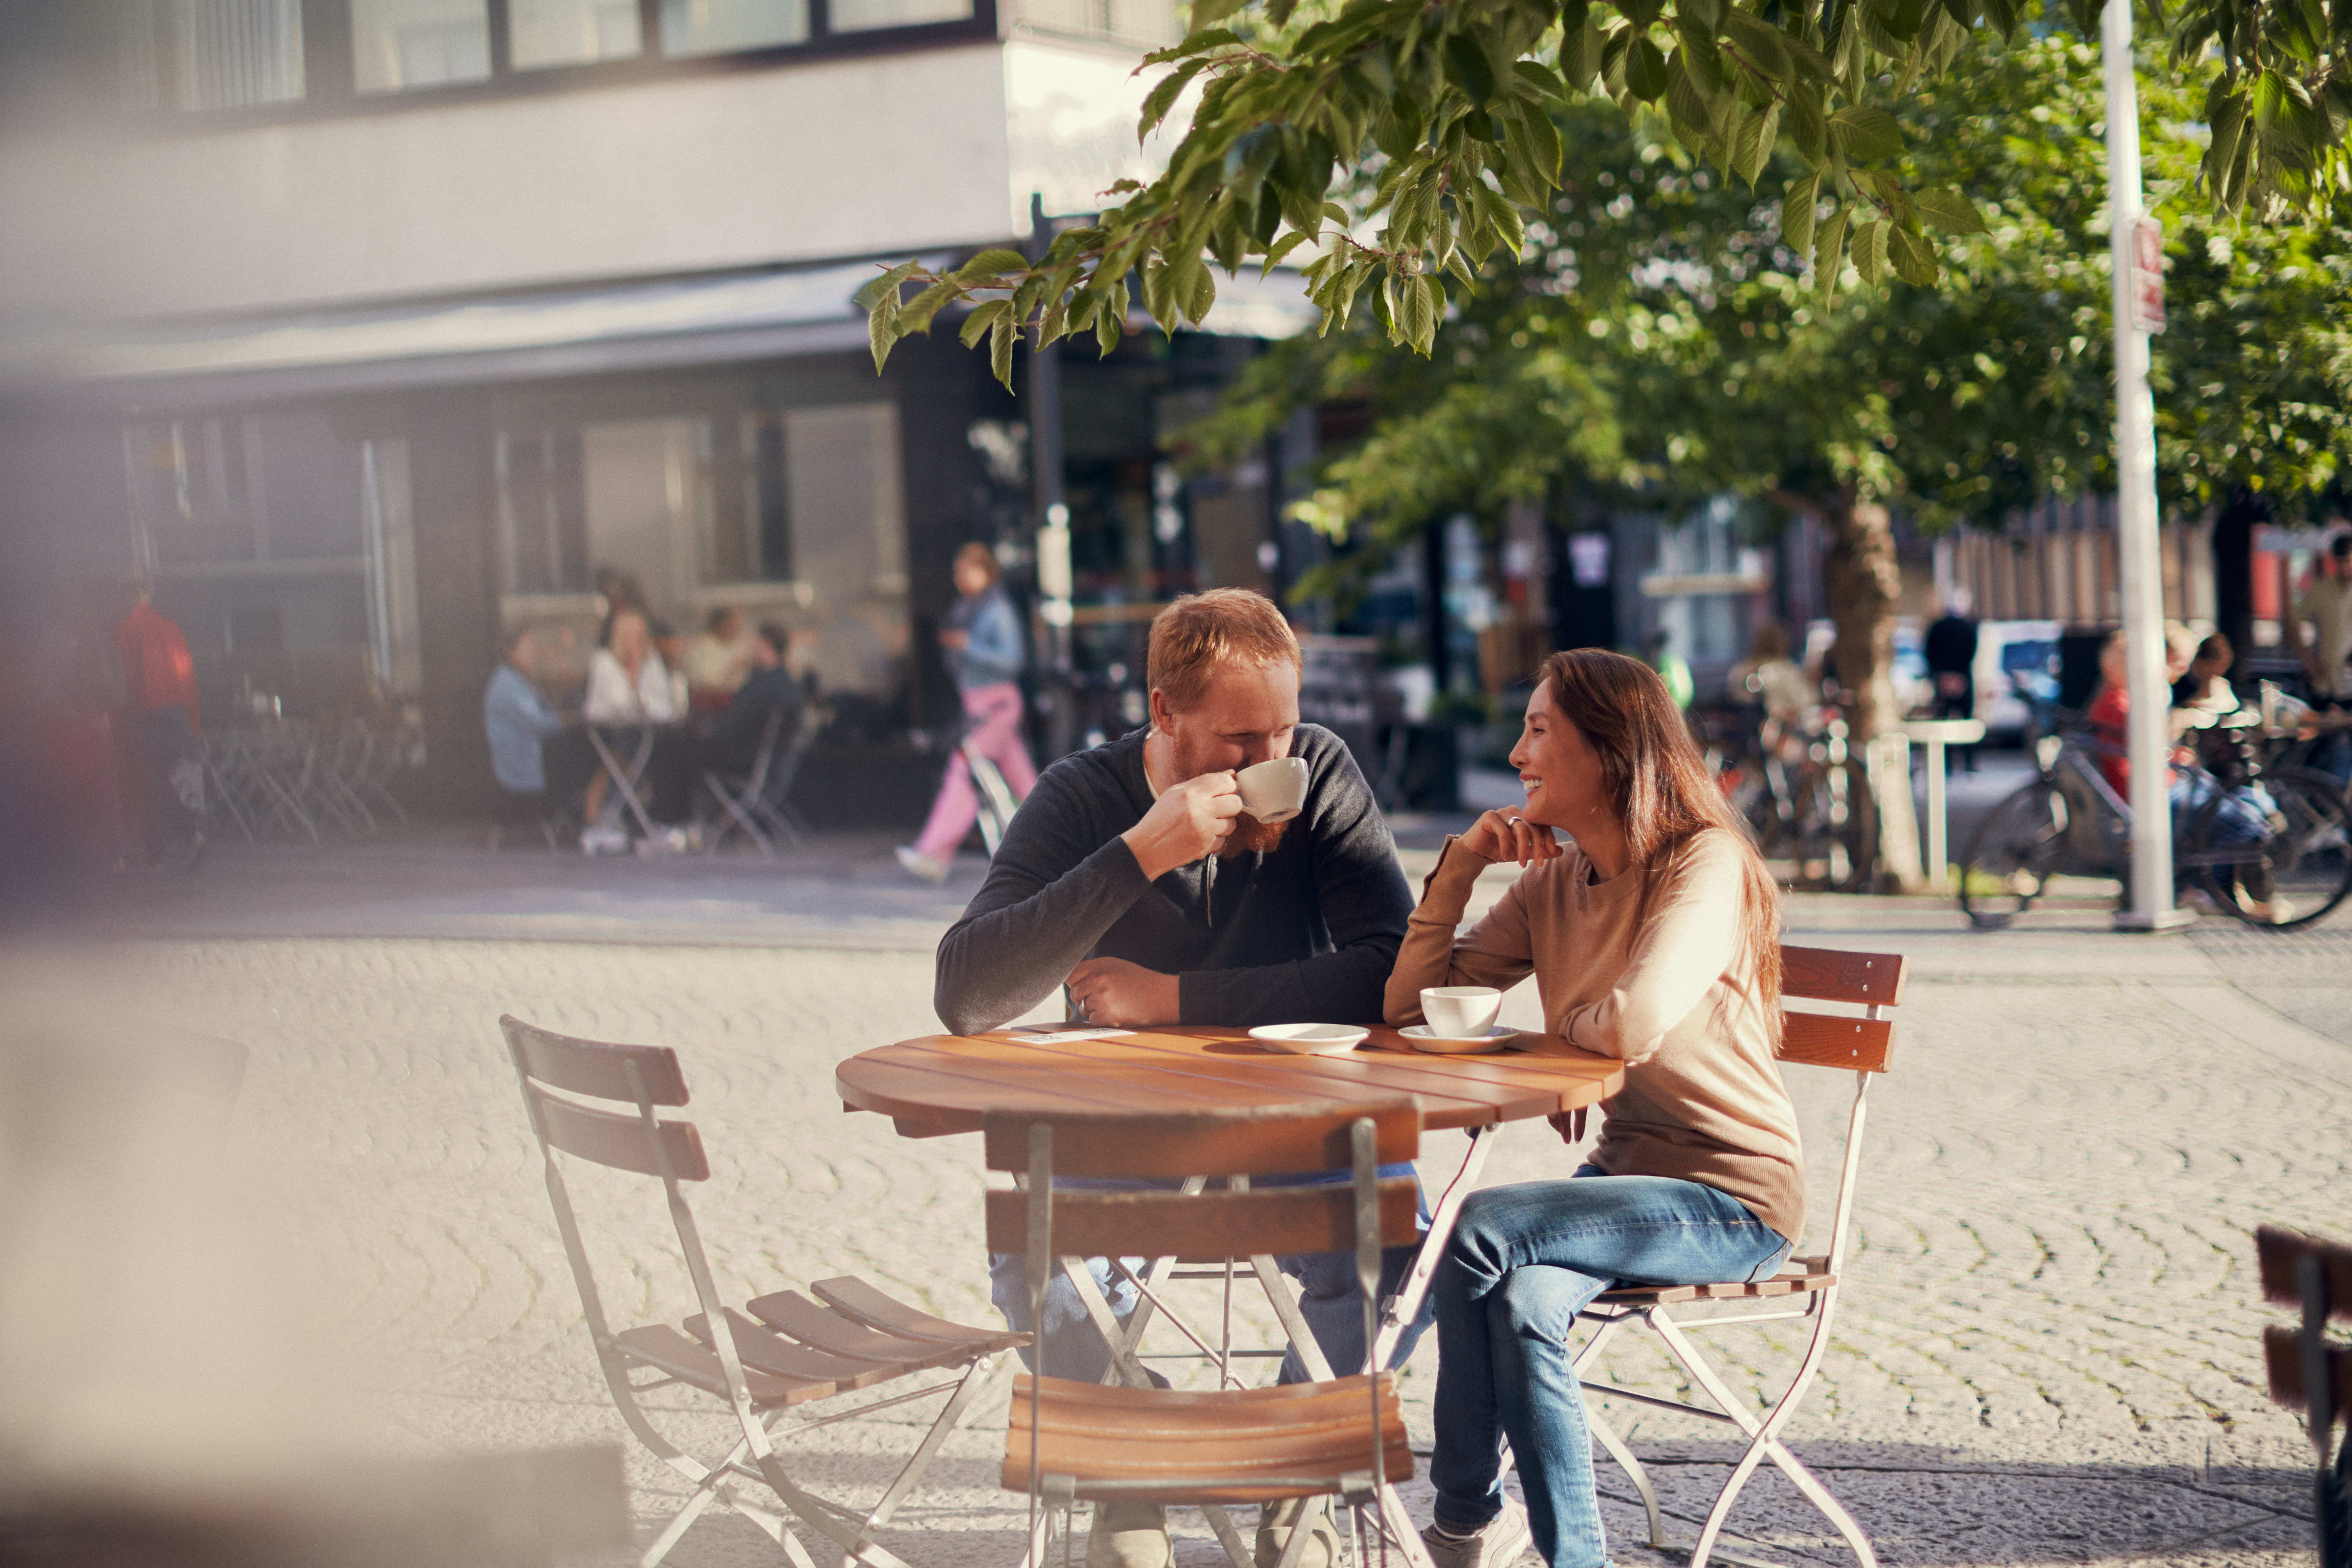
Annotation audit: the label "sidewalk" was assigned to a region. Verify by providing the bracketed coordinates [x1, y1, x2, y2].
[36, 818, 2346, 1565]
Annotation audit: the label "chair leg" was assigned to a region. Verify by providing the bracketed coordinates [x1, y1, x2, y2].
[848, 1354, 1010, 1544]
[1200, 1502, 1254, 1568]
[1645, 1306, 1877, 1568]
[1585, 1406, 1670, 1551]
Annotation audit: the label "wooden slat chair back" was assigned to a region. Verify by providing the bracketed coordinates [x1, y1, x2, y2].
[985, 1102, 1423, 1568]
[2254, 1225, 2352, 1561]
[502, 1015, 1026, 1568]
[1572, 944, 1902, 1568]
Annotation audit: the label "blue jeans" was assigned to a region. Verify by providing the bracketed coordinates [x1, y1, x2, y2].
[988, 1165, 1434, 1385]
[1430, 1169, 1790, 1568]
[2171, 772, 2275, 845]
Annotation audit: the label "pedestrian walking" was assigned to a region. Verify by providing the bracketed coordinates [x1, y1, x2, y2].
[1924, 589, 1980, 771]
[897, 544, 1036, 884]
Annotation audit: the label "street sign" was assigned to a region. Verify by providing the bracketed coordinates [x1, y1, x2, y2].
[2129, 215, 2166, 334]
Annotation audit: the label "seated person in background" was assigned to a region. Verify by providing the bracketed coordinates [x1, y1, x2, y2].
[933, 588, 1424, 1568]
[581, 608, 693, 846]
[483, 626, 565, 807]
[1387, 650, 1800, 1568]
[2172, 632, 2239, 717]
[2090, 628, 2285, 919]
[701, 624, 807, 779]
[684, 606, 756, 714]
[1727, 621, 1815, 726]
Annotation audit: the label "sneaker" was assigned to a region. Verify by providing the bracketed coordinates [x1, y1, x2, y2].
[895, 845, 950, 884]
[1421, 1496, 1532, 1568]
[2234, 886, 2296, 924]
[1256, 1497, 1340, 1567]
[579, 824, 629, 856]
[1085, 1498, 1172, 1568]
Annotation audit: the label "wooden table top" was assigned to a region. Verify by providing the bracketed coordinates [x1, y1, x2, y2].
[837, 1025, 1625, 1137]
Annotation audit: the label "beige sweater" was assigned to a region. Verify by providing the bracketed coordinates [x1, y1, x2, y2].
[1384, 828, 1805, 1243]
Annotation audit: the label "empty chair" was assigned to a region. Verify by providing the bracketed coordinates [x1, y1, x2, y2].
[2255, 1224, 2351, 1564]
[986, 1101, 1423, 1568]
[502, 1014, 1028, 1568]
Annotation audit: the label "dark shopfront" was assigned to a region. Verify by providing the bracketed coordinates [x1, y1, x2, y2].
[2, 291, 1332, 834]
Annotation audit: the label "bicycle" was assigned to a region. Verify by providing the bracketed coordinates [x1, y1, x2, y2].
[1707, 690, 1878, 892]
[1959, 715, 2352, 930]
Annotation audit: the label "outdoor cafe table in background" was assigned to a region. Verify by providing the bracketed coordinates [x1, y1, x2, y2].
[835, 1024, 1625, 1374]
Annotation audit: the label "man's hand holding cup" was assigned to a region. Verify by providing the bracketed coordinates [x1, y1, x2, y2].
[1122, 772, 1244, 880]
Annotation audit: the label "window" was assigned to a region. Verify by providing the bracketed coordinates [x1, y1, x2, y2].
[494, 427, 591, 594]
[121, 0, 306, 111]
[351, 0, 491, 91]
[831, 0, 970, 30]
[658, 0, 809, 51]
[1008, 0, 1174, 48]
[510, 0, 643, 69]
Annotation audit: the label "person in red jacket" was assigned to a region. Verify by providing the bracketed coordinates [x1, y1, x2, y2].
[111, 573, 205, 867]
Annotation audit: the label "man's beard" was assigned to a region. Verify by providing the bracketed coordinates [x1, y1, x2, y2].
[1219, 812, 1289, 858]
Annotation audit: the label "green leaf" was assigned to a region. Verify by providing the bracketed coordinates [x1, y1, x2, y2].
[1183, 258, 1218, 325]
[989, 314, 1014, 386]
[1626, 35, 1670, 100]
[1721, 12, 1794, 83]
[956, 248, 1033, 283]
[1814, 204, 1850, 293]
[1504, 99, 1565, 187]
[1561, 18, 1605, 91]
[1139, 59, 1205, 140]
[868, 296, 899, 372]
[1910, 186, 1988, 233]
[959, 298, 1011, 349]
[1260, 229, 1315, 275]
[1828, 104, 1905, 162]
[1560, 0, 1590, 28]
[1189, 0, 1244, 29]
[853, 258, 921, 314]
[1446, 33, 1499, 104]
[1887, 225, 1939, 285]
[1667, 55, 1718, 137]
[1512, 59, 1569, 100]
[1852, 216, 1890, 286]
[896, 279, 959, 337]
[1732, 102, 1780, 184]
[1142, 258, 1180, 336]
[1980, 0, 2016, 34]
[1096, 296, 1121, 355]
[1782, 170, 1822, 253]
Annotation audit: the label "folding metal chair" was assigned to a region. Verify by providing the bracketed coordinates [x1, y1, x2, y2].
[986, 1102, 1428, 1568]
[2255, 1224, 2352, 1565]
[502, 1014, 1028, 1568]
[965, 741, 1019, 858]
[704, 710, 786, 856]
[1570, 944, 1905, 1568]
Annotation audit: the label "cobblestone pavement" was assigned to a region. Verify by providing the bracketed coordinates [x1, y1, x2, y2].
[20, 839, 2349, 1568]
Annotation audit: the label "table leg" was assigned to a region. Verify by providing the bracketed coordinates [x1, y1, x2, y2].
[1368, 1123, 1496, 1373]
[587, 726, 662, 843]
[1923, 738, 1948, 888]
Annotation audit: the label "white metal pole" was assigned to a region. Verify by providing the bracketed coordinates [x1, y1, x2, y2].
[2103, 0, 2191, 931]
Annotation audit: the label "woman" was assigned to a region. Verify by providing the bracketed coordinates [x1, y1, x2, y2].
[1387, 649, 1801, 1568]
[581, 608, 692, 846]
[896, 543, 1038, 884]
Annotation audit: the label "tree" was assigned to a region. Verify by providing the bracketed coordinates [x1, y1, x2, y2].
[860, 0, 2352, 379]
[1178, 20, 2352, 884]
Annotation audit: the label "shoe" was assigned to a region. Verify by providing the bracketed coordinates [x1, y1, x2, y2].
[895, 845, 950, 884]
[579, 824, 629, 856]
[1256, 1497, 1340, 1567]
[1085, 1499, 1172, 1568]
[2234, 886, 2296, 924]
[1421, 1496, 1532, 1568]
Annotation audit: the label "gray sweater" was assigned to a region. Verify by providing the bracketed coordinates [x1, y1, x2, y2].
[934, 725, 1414, 1036]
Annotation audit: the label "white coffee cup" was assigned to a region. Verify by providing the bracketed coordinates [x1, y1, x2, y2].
[1235, 756, 1309, 824]
[1420, 986, 1503, 1039]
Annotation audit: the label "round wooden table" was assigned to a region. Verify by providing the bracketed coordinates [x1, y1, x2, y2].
[838, 1023, 1624, 1378]
[835, 1024, 1624, 1138]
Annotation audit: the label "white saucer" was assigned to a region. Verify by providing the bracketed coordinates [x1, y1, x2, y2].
[1400, 1023, 1518, 1055]
[1248, 1023, 1370, 1055]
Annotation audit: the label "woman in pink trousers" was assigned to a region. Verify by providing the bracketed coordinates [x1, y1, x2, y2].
[897, 543, 1038, 883]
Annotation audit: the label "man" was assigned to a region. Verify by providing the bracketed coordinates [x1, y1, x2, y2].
[110, 573, 205, 868]
[484, 626, 568, 809]
[935, 589, 1422, 1568]
[1924, 589, 1980, 772]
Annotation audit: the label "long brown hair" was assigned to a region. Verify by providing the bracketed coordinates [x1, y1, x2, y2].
[1536, 648, 1784, 1022]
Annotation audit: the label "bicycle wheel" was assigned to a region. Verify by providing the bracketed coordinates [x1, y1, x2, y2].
[2188, 765, 2352, 929]
[1787, 756, 1877, 891]
[1959, 780, 2070, 929]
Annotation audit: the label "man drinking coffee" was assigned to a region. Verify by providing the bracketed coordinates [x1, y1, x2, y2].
[933, 588, 1423, 1568]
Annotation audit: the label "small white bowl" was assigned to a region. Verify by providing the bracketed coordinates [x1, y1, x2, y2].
[1248, 1023, 1370, 1056]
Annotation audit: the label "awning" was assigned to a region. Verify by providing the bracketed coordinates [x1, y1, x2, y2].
[1, 252, 1319, 405]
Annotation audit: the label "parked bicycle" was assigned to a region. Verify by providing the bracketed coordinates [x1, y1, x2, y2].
[1706, 690, 1879, 892]
[1959, 714, 2352, 930]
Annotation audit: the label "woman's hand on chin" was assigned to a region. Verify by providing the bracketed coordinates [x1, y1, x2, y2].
[1460, 808, 1564, 868]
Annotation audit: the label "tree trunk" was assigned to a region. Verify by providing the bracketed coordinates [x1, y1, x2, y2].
[1820, 496, 1926, 891]
[2211, 487, 2264, 686]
